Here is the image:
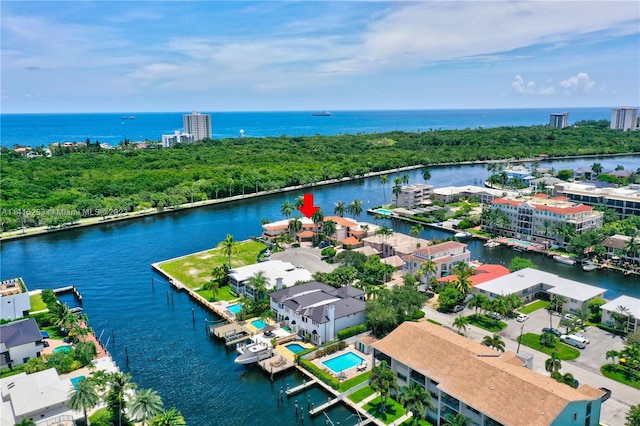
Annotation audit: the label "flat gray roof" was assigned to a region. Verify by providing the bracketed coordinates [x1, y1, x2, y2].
[600, 295, 640, 319]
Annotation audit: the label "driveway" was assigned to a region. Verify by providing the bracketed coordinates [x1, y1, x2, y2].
[270, 246, 336, 274]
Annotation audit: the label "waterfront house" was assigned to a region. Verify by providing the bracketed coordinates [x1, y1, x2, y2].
[0, 278, 31, 321]
[472, 268, 606, 311]
[362, 233, 430, 259]
[372, 321, 603, 426]
[0, 318, 45, 370]
[432, 185, 507, 204]
[602, 234, 639, 265]
[269, 281, 365, 345]
[600, 295, 639, 334]
[552, 182, 640, 219]
[436, 263, 510, 287]
[397, 183, 433, 208]
[228, 260, 313, 300]
[402, 241, 471, 287]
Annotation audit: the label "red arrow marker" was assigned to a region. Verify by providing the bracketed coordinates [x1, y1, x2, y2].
[298, 193, 320, 218]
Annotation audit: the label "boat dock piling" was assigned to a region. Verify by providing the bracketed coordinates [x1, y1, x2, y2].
[286, 379, 317, 397]
[52, 285, 83, 305]
[308, 394, 344, 416]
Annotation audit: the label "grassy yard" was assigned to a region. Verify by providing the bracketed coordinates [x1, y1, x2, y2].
[340, 371, 371, 392]
[600, 364, 640, 389]
[29, 293, 47, 312]
[0, 364, 26, 379]
[402, 418, 436, 426]
[466, 314, 507, 332]
[364, 396, 406, 425]
[196, 286, 238, 302]
[519, 300, 549, 314]
[347, 385, 375, 403]
[518, 333, 580, 360]
[158, 240, 267, 289]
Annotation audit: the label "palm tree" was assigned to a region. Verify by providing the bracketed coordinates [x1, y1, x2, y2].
[421, 166, 431, 184]
[347, 199, 363, 218]
[380, 175, 389, 204]
[68, 377, 99, 426]
[393, 177, 403, 206]
[606, 349, 620, 364]
[311, 209, 324, 243]
[107, 372, 135, 426]
[591, 162, 603, 175]
[443, 413, 472, 426]
[416, 260, 436, 285]
[361, 224, 370, 237]
[539, 331, 556, 348]
[409, 224, 424, 237]
[294, 195, 304, 209]
[482, 334, 505, 352]
[545, 351, 562, 374]
[248, 271, 269, 301]
[151, 407, 186, 426]
[334, 201, 347, 217]
[547, 295, 565, 328]
[452, 263, 474, 297]
[399, 382, 433, 424]
[280, 200, 293, 218]
[453, 315, 469, 335]
[369, 361, 399, 413]
[220, 234, 238, 269]
[14, 418, 36, 426]
[288, 216, 303, 240]
[130, 388, 165, 426]
[402, 173, 410, 185]
[467, 294, 488, 315]
[323, 220, 337, 240]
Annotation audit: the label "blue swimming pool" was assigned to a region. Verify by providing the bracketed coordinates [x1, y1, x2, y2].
[322, 352, 365, 374]
[70, 376, 86, 390]
[375, 208, 393, 215]
[285, 343, 306, 354]
[251, 319, 268, 329]
[53, 345, 73, 354]
[227, 304, 243, 315]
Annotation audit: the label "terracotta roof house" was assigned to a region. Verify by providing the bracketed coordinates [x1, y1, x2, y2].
[372, 321, 603, 426]
[437, 264, 510, 287]
[402, 241, 471, 290]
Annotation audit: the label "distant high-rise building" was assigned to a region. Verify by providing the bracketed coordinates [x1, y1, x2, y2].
[549, 112, 569, 129]
[162, 131, 194, 148]
[610, 106, 638, 131]
[183, 112, 212, 141]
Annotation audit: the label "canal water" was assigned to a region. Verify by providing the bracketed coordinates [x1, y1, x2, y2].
[1, 155, 638, 425]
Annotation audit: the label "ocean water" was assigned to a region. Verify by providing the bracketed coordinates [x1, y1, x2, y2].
[0, 107, 612, 147]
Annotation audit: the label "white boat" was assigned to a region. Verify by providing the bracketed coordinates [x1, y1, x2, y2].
[234, 337, 273, 365]
[454, 231, 472, 240]
[483, 240, 500, 248]
[582, 262, 597, 272]
[553, 255, 576, 265]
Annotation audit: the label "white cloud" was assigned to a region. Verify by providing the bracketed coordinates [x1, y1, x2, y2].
[510, 75, 555, 95]
[560, 72, 596, 94]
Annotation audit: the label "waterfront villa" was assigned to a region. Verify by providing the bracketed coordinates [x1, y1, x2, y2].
[483, 194, 603, 248]
[261, 216, 371, 247]
[269, 281, 365, 345]
[431, 185, 507, 204]
[0, 318, 44, 371]
[362, 233, 430, 259]
[472, 268, 606, 311]
[552, 182, 640, 219]
[601, 234, 639, 265]
[228, 260, 313, 300]
[0, 278, 31, 321]
[397, 183, 433, 208]
[600, 295, 639, 334]
[372, 321, 603, 426]
[402, 241, 471, 284]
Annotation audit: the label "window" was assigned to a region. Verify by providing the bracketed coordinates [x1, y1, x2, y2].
[398, 373, 407, 382]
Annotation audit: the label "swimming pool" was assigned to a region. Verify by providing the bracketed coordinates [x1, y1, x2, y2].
[251, 319, 268, 329]
[285, 343, 306, 354]
[53, 345, 73, 354]
[375, 208, 393, 215]
[227, 304, 243, 315]
[70, 376, 86, 390]
[507, 238, 533, 246]
[322, 352, 365, 374]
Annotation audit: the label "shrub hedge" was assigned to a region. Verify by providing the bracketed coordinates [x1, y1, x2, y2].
[299, 358, 340, 390]
[337, 324, 368, 340]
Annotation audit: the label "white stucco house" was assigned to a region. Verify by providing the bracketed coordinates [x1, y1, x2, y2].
[1, 278, 31, 321]
[228, 260, 313, 300]
[600, 295, 639, 334]
[0, 318, 45, 371]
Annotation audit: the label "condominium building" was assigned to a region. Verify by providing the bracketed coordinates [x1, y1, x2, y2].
[484, 194, 603, 248]
[432, 185, 508, 204]
[550, 112, 569, 129]
[372, 321, 603, 426]
[553, 182, 640, 219]
[161, 131, 194, 148]
[402, 241, 470, 281]
[183, 111, 212, 141]
[610, 106, 638, 131]
[228, 260, 313, 300]
[397, 184, 433, 208]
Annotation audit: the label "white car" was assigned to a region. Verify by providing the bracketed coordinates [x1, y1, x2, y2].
[516, 314, 529, 322]
[573, 332, 590, 344]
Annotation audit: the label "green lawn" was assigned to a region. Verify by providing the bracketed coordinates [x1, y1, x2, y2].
[158, 240, 267, 289]
[518, 333, 580, 360]
[364, 396, 406, 425]
[340, 371, 372, 392]
[347, 385, 375, 403]
[402, 418, 436, 426]
[0, 364, 26, 379]
[196, 286, 238, 302]
[466, 314, 507, 332]
[29, 293, 47, 312]
[600, 364, 640, 389]
[519, 300, 549, 314]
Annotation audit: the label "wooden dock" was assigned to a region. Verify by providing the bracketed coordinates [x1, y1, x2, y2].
[258, 354, 295, 377]
[286, 379, 318, 397]
[211, 323, 253, 346]
[52, 285, 83, 303]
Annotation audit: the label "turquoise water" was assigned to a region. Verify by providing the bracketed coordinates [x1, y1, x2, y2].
[251, 319, 268, 329]
[71, 376, 86, 390]
[53, 345, 73, 354]
[227, 304, 242, 315]
[285, 343, 306, 354]
[376, 208, 393, 215]
[322, 352, 365, 374]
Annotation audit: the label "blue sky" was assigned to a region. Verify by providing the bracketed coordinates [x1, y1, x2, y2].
[2, 1, 639, 113]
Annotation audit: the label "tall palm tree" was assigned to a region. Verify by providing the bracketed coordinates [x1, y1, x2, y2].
[399, 382, 433, 424]
[107, 372, 135, 426]
[547, 295, 566, 328]
[220, 234, 237, 269]
[130, 388, 165, 426]
[311, 209, 324, 243]
[347, 199, 363, 218]
[280, 200, 293, 218]
[606, 349, 620, 364]
[421, 166, 431, 184]
[453, 315, 469, 335]
[402, 173, 410, 185]
[151, 407, 186, 426]
[416, 260, 437, 285]
[467, 294, 488, 315]
[452, 263, 474, 297]
[333, 201, 347, 217]
[393, 177, 403, 206]
[323, 220, 337, 240]
[443, 413, 472, 426]
[369, 360, 399, 413]
[294, 195, 304, 209]
[361, 224, 370, 238]
[380, 175, 389, 204]
[591, 162, 603, 175]
[288, 216, 303, 240]
[248, 271, 269, 301]
[545, 351, 562, 374]
[482, 334, 505, 352]
[68, 377, 99, 426]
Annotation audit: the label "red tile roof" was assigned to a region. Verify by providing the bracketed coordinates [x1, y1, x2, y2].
[437, 264, 510, 286]
[341, 236, 361, 246]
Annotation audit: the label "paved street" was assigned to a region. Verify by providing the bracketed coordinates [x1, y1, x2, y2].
[270, 246, 336, 274]
[423, 305, 634, 426]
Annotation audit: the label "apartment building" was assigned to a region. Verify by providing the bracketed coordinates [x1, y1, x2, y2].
[550, 112, 569, 129]
[372, 321, 603, 426]
[402, 241, 470, 281]
[161, 130, 194, 148]
[610, 106, 638, 131]
[397, 184, 433, 208]
[553, 182, 640, 219]
[183, 111, 212, 141]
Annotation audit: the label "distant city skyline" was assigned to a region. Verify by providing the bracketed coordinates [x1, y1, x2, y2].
[1, 1, 639, 113]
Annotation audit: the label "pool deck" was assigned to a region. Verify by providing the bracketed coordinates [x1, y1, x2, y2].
[311, 347, 371, 383]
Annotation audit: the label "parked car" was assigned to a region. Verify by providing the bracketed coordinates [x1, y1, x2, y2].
[516, 314, 529, 322]
[573, 332, 590, 344]
[542, 327, 562, 337]
[599, 387, 612, 402]
[451, 305, 464, 313]
[560, 334, 587, 349]
[318, 241, 330, 249]
[491, 312, 502, 320]
[563, 313, 583, 324]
